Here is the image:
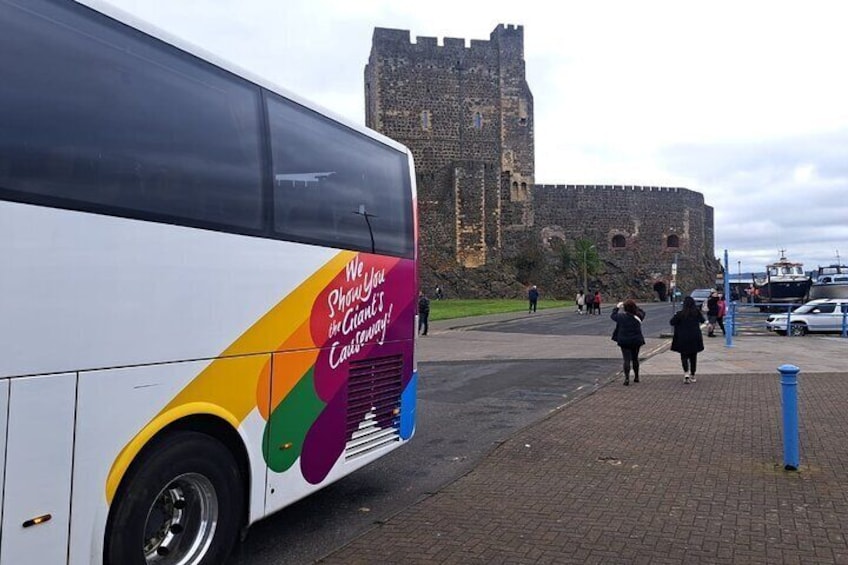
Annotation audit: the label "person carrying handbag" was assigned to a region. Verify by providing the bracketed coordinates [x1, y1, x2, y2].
[670, 296, 706, 383]
[610, 299, 646, 386]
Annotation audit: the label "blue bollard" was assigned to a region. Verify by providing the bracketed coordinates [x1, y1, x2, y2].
[723, 250, 733, 348]
[779, 364, 800, 471]
[725, 302, 734, 348]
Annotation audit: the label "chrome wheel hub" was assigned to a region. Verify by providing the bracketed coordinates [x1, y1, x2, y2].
[143, 473, 218, 564]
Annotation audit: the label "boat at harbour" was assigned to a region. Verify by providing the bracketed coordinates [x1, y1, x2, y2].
[753, 251, 812, 304]
[808, 263, 848, 300]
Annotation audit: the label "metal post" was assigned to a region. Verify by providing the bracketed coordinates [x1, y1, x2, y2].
[582, 248, 588, 297]
[779, 364, 800, 471]
[842, 303, 847, 338]
[724, 302, 733, 346]
[786, 307, 792, 338]
[724, 250, 733, 347]
[671, 253, 678, 314]
[582, 243, 595, 297]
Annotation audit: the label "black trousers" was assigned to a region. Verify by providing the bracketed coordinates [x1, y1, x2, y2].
[680, 352, 698, 375]
[418, 312, 429, 335]
[620, 344, 641, 377]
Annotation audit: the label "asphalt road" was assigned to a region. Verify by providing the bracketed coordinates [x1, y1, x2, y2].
[476, 301, 678, 338]
[228, 302, 672, 564]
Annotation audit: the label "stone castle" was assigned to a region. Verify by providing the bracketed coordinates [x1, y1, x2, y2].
[365, 24, 718, 299]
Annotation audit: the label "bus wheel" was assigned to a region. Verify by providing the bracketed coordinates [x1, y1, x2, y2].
[105, 431, 244, 565]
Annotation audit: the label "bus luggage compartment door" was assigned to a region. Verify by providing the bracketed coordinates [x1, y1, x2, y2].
[0, 374, 76, 565]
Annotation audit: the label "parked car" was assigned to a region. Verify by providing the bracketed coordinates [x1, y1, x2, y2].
[689, 288, 715, 308]
[765, 298, 848, 336]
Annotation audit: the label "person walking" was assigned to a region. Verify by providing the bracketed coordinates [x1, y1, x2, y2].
[706, 291, 720, 337]
[584, 291, 595, 315]
[435, 285, 443, 300]
[610, 299, 646, 386]
[670, 296, 706, 384]
[593, 290, 602, 315]
[576, 291, 585, 314]
[528, 285, 539, 313]
[417, 291, 430, 336]
[716, 293, 727, 336]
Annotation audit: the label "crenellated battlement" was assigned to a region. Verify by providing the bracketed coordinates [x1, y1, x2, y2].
[534, 184, 688, 194]
[372, 25, 523, 56]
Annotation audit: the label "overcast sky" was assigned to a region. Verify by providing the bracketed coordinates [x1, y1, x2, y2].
[99, 0, 848, 276]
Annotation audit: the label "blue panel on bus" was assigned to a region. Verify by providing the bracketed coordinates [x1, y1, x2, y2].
[399, 371, 417, 439]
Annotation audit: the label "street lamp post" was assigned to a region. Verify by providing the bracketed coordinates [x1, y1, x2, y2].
[671, 253, 678, 312]
[737, 260, 741, 299]
[583, 244, 595, 296]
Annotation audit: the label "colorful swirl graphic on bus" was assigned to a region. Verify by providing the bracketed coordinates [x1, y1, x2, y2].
[258, 252, 415, 483]
[105, 251, 415, 503]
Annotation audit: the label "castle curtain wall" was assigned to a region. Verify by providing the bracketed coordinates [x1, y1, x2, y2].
[365, 24, 717, 296]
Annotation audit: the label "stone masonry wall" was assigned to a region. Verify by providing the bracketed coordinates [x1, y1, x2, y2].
[532, 184, 716, 296]
[365, 25, 534, 271]
[365, 25, 718, 298]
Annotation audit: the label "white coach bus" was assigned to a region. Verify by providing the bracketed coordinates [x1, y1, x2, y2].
[0, 0, 419, 563]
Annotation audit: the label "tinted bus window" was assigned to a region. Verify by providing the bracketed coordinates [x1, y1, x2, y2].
[0, 0, 264, 230]
[267, 95, 413, 258]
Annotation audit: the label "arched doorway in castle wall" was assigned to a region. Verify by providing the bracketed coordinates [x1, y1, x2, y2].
[653, 280, 668, 302]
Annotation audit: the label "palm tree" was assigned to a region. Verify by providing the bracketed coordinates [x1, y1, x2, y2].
[575, 239, 600, 295]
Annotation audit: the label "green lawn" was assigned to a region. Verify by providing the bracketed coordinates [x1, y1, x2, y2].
[429, 299, 566, 321]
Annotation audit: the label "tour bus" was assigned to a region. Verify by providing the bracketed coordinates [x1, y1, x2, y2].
[0, 0, 418, 563]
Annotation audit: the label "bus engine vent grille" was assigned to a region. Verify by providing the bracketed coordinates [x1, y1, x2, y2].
[345, 354, 403, 461]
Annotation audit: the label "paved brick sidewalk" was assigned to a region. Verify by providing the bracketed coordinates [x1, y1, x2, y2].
[321, 336, 848, 564]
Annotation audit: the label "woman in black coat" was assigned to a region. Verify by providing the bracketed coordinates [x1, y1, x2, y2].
[610, 299, 646, 386]
[670, 296, 705, 384]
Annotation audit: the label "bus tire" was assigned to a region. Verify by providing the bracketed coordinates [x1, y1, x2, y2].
[104, 430, 244, 565]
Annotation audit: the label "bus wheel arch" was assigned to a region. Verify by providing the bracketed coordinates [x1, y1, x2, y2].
[104, 416, 250, 565]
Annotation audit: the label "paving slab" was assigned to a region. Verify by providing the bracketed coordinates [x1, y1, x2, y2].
[321, 311, 848, 564]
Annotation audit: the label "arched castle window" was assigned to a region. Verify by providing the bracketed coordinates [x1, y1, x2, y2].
[473, 112, 482, 129]
[612, 235, 626, 248]
[666, 234, 680, 248]
[520, 182, 527, 192]
[421, 110, 431, 131]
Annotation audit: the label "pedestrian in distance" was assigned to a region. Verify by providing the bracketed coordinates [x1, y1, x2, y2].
[593, 290, 602, 315]
[417, 291, 430, 336]
[670, 296, 706, 384]
[706, 291, 720, 337]
[585, 291, 595, 315]
[576, 290, 585, 314]
[610, 299, 646, 386]
[528, 285, 539, 313]
[716, 293, 727, 336]
[435, 285, 443, 300]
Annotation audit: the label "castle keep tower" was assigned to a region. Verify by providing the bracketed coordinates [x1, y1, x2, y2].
[365, 25, 534, 269]
[365, 24, 718, 298]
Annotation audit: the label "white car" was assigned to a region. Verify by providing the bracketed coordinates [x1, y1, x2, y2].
[766, 298, 848, 336]
[690, 288, 715, 308]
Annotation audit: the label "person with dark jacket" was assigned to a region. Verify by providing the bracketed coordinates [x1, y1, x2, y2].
[670, 296, 706, 383]
[528, 285, 539, 313]
[418, 291, 430, 336]
[585, 291, 595, 315]
[610, 299, 646, 386]
[705, 292, 720, 337]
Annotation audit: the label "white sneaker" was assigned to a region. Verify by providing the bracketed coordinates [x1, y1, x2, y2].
[684, 374, 691, 384]
[689, 375, 696, 383]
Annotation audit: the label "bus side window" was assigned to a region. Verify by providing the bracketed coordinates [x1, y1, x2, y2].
[266, 93, 413, 258]
[0, 0, 264, 232]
